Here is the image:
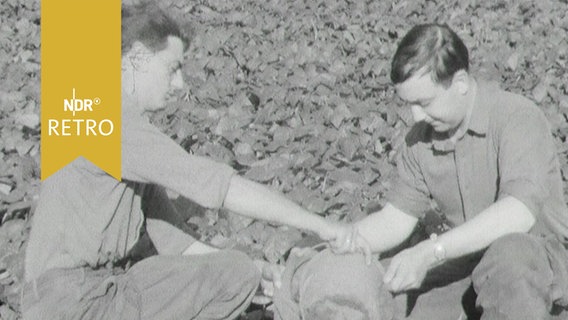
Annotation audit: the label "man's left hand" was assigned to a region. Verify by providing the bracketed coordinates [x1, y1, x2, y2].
[326, 223, 373, 265]
[383, 241, 434, 292]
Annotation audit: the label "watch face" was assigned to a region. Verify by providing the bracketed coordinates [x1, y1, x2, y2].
[434, 243, 446, 261]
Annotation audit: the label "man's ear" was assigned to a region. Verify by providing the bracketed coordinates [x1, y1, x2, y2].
[452, 69, 469, 95]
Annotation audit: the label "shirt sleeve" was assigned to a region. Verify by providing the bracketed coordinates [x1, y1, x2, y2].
[386, 136, 432, 218]
[122, 114, 235, 209]
[496, 105, 556, 219]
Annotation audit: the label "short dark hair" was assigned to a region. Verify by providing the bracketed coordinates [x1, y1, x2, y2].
[390, 24, 468, 86]
[121, 1, 188, 55]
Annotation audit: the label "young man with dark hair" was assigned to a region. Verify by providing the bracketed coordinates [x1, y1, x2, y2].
[334, 23, 568, 319]
[22, 3, 350, 319]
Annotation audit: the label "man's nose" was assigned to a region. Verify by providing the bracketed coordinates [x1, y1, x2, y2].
[170, 69, 184, 89]
[411, 105, 428, 122]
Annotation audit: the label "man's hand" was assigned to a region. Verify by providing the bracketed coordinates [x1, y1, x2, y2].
[383, 241, 435, 292]
[326, 223, 373, 265]
[253, 260, 285, 304]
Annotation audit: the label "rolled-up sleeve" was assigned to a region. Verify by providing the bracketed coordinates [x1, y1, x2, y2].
[387, 143, 432, 218]
[496, 107, 555, 219]
[122, 115, 235, 209]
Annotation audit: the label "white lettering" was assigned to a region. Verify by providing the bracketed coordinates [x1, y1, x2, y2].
[45, 119, 115, 136]
[63, 89, 95, 115]
[48, 119, 59, 136]
[61, 119, 71, 136]
[86, 119, 97, 135]
[99, 119, 113, 136]
[72, 119, 84, 135]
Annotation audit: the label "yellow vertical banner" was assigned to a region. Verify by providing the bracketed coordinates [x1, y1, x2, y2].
[41, 0, 121, 180]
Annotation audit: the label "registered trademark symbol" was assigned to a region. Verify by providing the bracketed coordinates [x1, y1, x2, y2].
[93, 97, 101, 105]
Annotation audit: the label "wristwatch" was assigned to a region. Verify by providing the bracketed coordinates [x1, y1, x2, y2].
[429, 233, 446, 262]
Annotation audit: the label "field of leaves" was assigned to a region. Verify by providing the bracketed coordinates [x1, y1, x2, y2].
[0, 0, 567, 318]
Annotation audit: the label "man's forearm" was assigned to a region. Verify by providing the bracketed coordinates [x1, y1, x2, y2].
[223, 175, 335, 238]
[432, 196, 535, 262]
[355, 203, 419, 254]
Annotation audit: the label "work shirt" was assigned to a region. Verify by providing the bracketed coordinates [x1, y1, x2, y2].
[24, 108, 235, 281]
[388, 80, 568, 242]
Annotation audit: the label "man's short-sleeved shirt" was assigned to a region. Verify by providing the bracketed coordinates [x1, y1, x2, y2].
[24, 108, 235, 281]
[387, 80, 568, 242]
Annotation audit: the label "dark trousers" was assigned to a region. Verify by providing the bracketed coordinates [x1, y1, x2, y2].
[397, 233, 568, 319]
[471, 233, 568, 320]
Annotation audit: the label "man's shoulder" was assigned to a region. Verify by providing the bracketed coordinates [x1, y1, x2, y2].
[121, 108, 171, 146]
[481, 80, 541, 119]
[476, 82, 553, 152]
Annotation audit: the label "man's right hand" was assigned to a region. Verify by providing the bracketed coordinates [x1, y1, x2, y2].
[253, 260, 285, 304]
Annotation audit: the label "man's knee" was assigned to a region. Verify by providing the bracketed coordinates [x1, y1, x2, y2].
[472, 233, 548, 285]
[223, 250, 261, 290]
[471, 233, 553, 319]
